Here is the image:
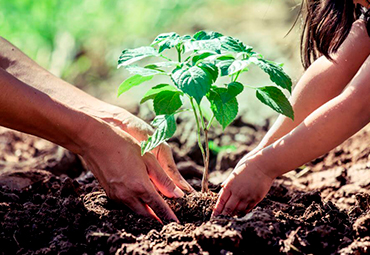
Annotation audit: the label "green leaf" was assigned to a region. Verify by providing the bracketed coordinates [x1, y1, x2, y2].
[141, 114, 176, 155]
[118, 46, 158, 68]
[184, 31, 225, 52]
[140, 84, 179, 104]
[206, 83, 243, 129]
[207, 53, 235, 62]
[216, 59, 234, 76]
[193, 31, 224, 40]
[255, 86, 294, 120]
[186, 32, 252, 54]
[201, 62, 219, 82]
[215, 59, 252, 76]
[220, 36, 253, 53]
[145, 62, 179, 70]
[227, 59, 251, 75]
[172, 62, 218, 104]
[208, 94, 238, 130]
[251, 57, 292, 93]
[117, 75, 153, 97]
[192, 51, 217, 65]
[153, 91, 183, 115]
[180, 34, 192, 41]
[151, 32, 181, 53]
[236, 51, 255, 59]
[126, 65, 164, 76]
[222, 82, 244, 101]
[184, 39, 221, 52]
[151, 32, 178, 43]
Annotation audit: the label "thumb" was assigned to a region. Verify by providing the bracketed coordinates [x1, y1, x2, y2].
[155, 143, 194, 192]
[144, 153, 184, 199]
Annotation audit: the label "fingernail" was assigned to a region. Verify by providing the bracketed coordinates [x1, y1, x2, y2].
[180, 180, 195, 192]
[173, 186, 185, 198]
[165, 217, 179, 224]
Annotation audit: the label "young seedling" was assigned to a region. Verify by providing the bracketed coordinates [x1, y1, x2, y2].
[117, 31, 294, 193]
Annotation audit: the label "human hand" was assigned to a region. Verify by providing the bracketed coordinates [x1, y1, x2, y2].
[84, 103, 194, 193]
[80, 119, 185, 223]
[212, 156, 274, 217]
[234, 145, 262, 170]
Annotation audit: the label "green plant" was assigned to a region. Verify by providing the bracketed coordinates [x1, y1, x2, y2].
[208, 141, 237, 154]
[117, 31, 294, 193]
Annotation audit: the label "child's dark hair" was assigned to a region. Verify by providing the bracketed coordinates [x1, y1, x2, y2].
[301, 0, 356, 69]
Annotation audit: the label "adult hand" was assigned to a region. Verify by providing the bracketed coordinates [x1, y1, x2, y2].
[81, 118, 185, 222]
[0, 37, 193, 221]
[0, 66, 183, 222]
[212, 157, 274, 217]
[86, 103, 194, 193]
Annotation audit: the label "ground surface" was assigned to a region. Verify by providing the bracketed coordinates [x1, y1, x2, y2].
[1, 116, 370, 254]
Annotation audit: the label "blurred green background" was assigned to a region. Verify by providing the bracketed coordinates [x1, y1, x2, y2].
[0, 0, 303, 124]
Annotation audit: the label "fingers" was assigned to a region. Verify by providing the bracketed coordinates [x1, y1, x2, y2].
[123, 197, 161, 222]
[140, 185, 179, 223]
[234, 201, 249, 217]
[213, 192, 257, 217]
[221, 172, 235, 188]
[219, 195, 240, 216]
[164, 163, 195, 193]
[121, 189, 179, 224]
[245, 203, 255, 214]
[212, 188, 231, 217]
[115, 177, 179, 223]
[144, 153, 185, 199]
[155, 144, 194, 193]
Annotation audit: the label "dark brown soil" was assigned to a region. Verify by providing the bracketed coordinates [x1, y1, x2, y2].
[1, 117, 370, 254]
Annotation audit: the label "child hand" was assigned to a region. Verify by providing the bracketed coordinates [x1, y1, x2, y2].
[212, 157, 275, 217]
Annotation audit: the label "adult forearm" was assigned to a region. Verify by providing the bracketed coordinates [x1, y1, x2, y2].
[0, 36, 112, 114]
[0, 68, 94, 154]
[0, 37, 154, 143]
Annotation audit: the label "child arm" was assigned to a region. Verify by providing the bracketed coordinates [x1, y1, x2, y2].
[214, 54, 370, 217]
[246, 20, 370, 159]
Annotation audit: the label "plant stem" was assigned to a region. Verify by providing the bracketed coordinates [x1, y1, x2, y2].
[233, 70, 241, 82]
[196, 104, 210, 193]
[190, 98, 207, 171]
[197, 104, 206, 130]
[159, 54, 172, 62]
[177, 47, 182, 62]
[202, 128, 210, 193]
[206, 115, 215, 131]
[244, 84, 256, 90]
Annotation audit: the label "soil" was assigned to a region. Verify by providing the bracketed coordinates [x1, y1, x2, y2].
[1, 114, 370, 255]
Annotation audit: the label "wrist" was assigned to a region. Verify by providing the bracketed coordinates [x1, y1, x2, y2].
[71, 112, 112, 156]
[74, 100, 153, 144]
[95, 105, 153, 142]
[248, 151, 280, 180]
[51, 106, 99, 156]
[77, 102, 131, 127]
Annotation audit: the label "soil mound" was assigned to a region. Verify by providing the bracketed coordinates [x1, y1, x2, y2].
[1, 120, 370, 254]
